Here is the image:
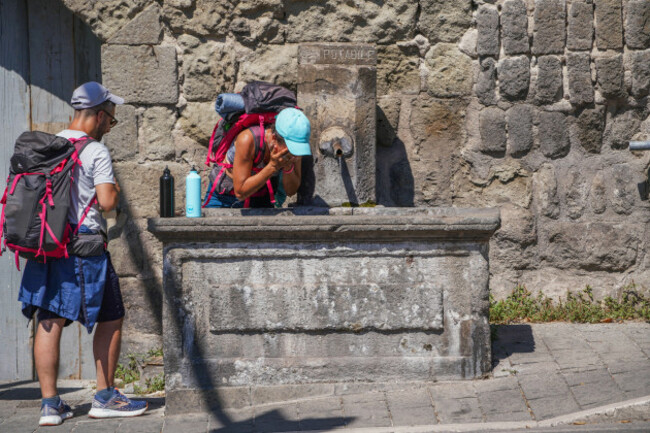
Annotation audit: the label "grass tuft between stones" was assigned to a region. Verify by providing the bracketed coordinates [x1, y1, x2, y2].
[489, 284, 650, 324]
[115, 348, 164, 395]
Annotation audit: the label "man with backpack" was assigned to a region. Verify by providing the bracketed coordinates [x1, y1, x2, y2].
[14, 82, 147, 425]
[204, 82, 312, 208]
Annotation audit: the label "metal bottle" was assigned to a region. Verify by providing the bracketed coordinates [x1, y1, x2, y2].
[159, 166, 174, 218]
[185, 166, 202, 218]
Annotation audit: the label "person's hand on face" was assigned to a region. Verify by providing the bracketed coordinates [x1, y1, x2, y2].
[269, 143, 292, 171]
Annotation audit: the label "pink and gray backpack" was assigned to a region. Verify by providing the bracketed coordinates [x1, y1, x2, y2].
[0, 131, 93, 269]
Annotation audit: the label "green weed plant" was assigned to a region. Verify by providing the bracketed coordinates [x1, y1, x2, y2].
[490, 284, 650, 324]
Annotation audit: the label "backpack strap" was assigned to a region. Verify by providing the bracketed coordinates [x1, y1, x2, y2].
[206, 120, 222, 166]
[0, 176, 9, 254]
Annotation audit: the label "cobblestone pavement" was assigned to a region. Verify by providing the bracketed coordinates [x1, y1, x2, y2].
[1, 323, 649, 432]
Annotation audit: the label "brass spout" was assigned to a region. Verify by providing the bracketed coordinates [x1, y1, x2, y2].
[332, 139, 343, 158]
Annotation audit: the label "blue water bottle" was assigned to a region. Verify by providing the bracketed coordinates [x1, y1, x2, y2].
[185, 166, 202, 218]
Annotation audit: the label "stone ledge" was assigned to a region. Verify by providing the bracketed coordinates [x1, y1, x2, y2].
[148, 207, 500, 243]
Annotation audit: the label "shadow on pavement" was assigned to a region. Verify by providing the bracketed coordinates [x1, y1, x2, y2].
[492, 324, 535, 364]
[210, 408, 351, 432]
[0, 385, 83, 400]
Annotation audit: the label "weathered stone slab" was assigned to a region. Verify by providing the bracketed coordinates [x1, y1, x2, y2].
[107, 3, 162, 45]
[178, 35, 236, 102]
[603, 107, 644, 150]
[576, 108, 605, 153]
[502, 0, 529, 55]
[595, 54, 626, 99]
[628, 50, 650, 99]
[102, 45, 178, 104]
[539, 111, 570, 159]
[104, 104, 137, 162]
[479, 107, 507, 155]
[543, 222, 638, 271]
[418, 0, 472, 44]
[498, 56, 530, 100]
[507, 104, 534, 157]
[476, 58, 497, 106]
[477, 5, 500, 57]
[377, 45, 420, 95]
[140, 106, 176, 161]
[594, 0, 623, 50]
[567, 1, 593, 50]
[567, 53, 594, 106]
[533, 0, 566, 55]
[625, 1, 650, 49]
[536, 56, 563, 105]
[201, 255, 444, 332]
[425, 44, 473, 98]
[299, 44, 376, 66]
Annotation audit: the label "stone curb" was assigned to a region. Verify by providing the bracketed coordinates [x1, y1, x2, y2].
[283, 395, 650, 433]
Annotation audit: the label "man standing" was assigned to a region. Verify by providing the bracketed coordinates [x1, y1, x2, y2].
[18, 82, 147, 426]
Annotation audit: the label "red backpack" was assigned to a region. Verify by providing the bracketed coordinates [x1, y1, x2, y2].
[203, 81, 297, 208]
[0, 131, 94, 269]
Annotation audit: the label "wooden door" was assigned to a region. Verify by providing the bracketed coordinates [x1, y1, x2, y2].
[0, 0, 102, 381]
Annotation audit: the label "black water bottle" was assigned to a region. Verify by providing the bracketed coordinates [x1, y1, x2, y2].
[160, 166, 174, 217]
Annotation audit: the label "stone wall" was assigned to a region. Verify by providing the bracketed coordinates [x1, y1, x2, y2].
[60, 0, 650, 352]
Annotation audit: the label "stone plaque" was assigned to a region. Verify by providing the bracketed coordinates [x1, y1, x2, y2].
[299, 43, 376, 65]
[192, 254, 444, 333]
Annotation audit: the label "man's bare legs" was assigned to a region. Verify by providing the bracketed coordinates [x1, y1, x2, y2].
[34, 318, 67, 398]
[94, 318, 123, 391]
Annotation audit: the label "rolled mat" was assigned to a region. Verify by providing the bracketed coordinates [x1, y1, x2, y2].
[215, 93, 245, 116]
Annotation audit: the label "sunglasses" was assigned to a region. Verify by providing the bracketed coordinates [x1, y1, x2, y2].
[100, 110, 119, 127]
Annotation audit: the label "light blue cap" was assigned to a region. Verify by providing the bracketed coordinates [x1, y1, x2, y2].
[71, 81, 124, 109]
[275, 108, 311, 156]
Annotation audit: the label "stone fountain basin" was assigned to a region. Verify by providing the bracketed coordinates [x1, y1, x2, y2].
[148, 207, 500, 412]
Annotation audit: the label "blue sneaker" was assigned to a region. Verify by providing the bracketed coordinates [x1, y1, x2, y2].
[39, 399, 73, 426]
[88, 388, 148, 418]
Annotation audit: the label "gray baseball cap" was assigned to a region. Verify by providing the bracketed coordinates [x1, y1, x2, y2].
[70, 81, 124, 109]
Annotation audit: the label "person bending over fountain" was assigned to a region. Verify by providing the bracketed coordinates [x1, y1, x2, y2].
[204, 107, 311, 208]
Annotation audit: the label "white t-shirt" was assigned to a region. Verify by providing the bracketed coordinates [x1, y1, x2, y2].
[57, 129, 115, 233]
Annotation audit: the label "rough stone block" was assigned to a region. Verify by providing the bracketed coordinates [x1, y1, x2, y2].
[603, 107, 644, 150]
[533, 0, 566, 55]
[418, 0, 472, 43]
[543, 222, 638, 271]
[121, 277, 162, 335]
[610, 164, 638, 215]
[479, 107, 507, 155]
[595, 0, 623, 50]
[590, 173, 607, 214]
[476, 57, 497, 106]
[502, 0, 529, 55]
[425, 44, 473, 97]
[539, 111, 570, 159]
[179, 35, 237, 102]
[286, 1, 418, 44]
[409, 98, 465, 206]
[237, 44, 298, 92]
[205, 258, 444, 332]
[536, 56, 563, 105]
[377, 44, 420, 96]
[102, 45, 178, 104]
[566, 53, 594, 106]
[625, 1, 650, 49]
[498, 56, 530, 100]
[576, 108, 605, 153]
[113, 162, 190, 218]
[567, 1, 594, 50]
[564, 171, 587, 219]
[629, 50, 650, 99]
[477, 5, 500, 57]
[179, 101, 218, 146]
[595, 55, 626, 99]
[507, 104, 534, 157]
[107, 3, 162, 45]
[140, 106, 177, 161]
[63, 0, 150, 42]
[104, 104, 137, 162]
[162, 0, 231, 37]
